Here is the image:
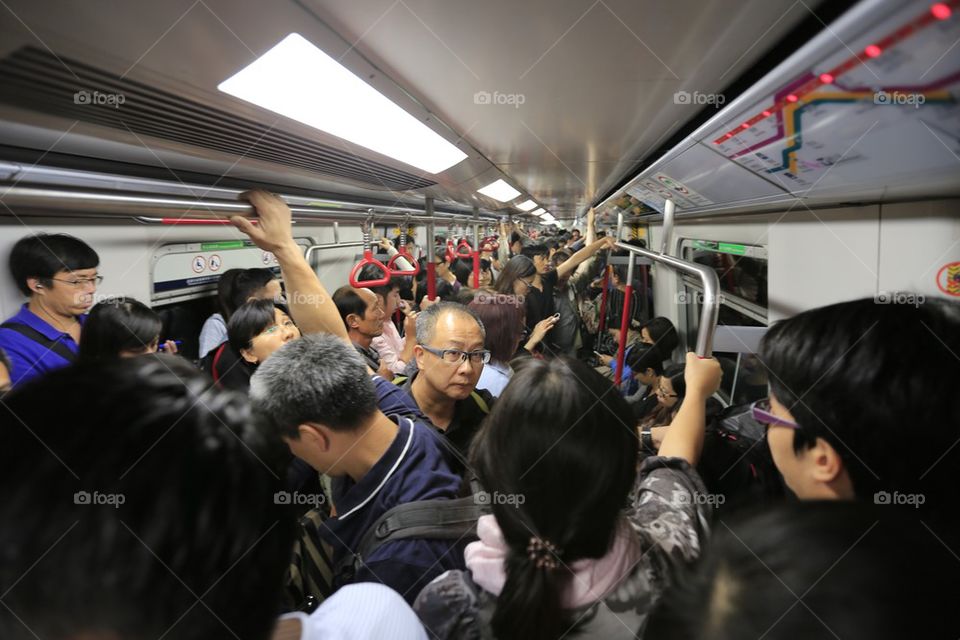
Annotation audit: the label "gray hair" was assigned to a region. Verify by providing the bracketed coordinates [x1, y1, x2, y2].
[249, 335, 377, 438]
[415, 301, 486, 346]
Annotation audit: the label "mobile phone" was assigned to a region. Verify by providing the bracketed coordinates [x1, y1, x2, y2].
[157, 340, 182, 352]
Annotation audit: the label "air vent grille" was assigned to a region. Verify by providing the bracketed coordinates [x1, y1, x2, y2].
[0, 47, 437, 192]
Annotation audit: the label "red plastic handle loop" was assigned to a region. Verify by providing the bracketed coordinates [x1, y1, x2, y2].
[479, 235, 500, 252]
[445, 240, 457, 262]
[349, 249, 391, 288]
[387, 249, 421, 276]
[455, 238, 475, 258]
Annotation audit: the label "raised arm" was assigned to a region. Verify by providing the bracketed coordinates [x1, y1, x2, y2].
[230, 190, 349, 343]
[656, 353, 722, 465]
[585, 207, 596, 245]
[556, 236, 615, 281]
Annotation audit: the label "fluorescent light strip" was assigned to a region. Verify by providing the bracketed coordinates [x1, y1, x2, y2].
[218, 33, 468, 175]
[516, 199, 538, 211]
[530, 208, 545, 216]
[477, 179, 522, 202]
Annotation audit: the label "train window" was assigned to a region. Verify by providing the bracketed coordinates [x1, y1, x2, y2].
[680, 239, 769, 406]
[683, 240, 768, 308]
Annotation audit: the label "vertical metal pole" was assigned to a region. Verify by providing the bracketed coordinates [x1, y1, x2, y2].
[472, 206, 481, 288]
[660, 199, 675, 256]
[614, 254, 636, 386]
[425, 197, 436, 301]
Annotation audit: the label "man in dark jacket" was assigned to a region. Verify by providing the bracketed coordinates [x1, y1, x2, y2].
[250, 334, 466, 603]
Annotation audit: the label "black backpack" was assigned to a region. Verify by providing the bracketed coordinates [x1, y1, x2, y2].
[697, 402, 786, 515]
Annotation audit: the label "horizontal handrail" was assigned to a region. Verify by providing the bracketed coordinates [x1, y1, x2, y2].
[0, 186, 498, 225]
[304, 241, 364, 263]
[613, 241, 720, 356]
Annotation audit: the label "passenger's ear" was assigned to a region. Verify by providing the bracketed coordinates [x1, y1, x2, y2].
[299, 423, 331, 452]
[413, 344, 426, 370]
[27, 278, 45, 295]
[346, 313, 361, 329]
[809, 437, 846, 485]
[239, 347, 259, 364]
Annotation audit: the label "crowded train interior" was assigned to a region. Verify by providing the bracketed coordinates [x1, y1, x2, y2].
[0, 0, 958, 638]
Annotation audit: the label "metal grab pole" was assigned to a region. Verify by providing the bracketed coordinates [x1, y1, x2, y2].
[472, 209, 481, 288]
[426, 197, 437, 301]
[304, 241, 364, 263]
[614, 242, 720, 356]
[0, 185, 499, 225]
[614, 251, 636, 386]
[598, 265, 611, 333]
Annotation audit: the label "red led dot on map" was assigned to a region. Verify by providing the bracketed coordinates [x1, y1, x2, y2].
[786, 94, 798, 103]
[819, 73, 834, 84]
[931, 3, 951, 20]
[864, 44, 882, 58]
[762, 110, 772, 117]
[740, 123, 750, 129]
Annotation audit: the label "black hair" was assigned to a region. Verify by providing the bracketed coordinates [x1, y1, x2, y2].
[357, 263, 404, 299]
[509, 232, 522, 247]
[227, 299, 290, 354]
[625, 343, 665, 377]
[759, 297, 960, 523]
[9, 233, 99, 296]
[520, 244, 549, 260]
[643, 316, 679, 356]
[417, 278, 454, 305]
[217, 268, 278, 320]
[0, 355, 295, 640]
[249, 334, 378, 437]
[646, 501, 958, 640]
[662, 362, 686, 401]
[494, 255, 536, 296]
[470, 357, 638, 640]
[79, 297, 162, 362]
[450, 258, 473, 287]
[332, 285, 374, 329]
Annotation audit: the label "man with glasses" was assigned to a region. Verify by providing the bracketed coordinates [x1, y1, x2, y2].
[0, 233, 100, 387]
[394, 301, 494, 476]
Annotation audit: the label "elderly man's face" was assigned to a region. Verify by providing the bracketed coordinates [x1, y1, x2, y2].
[414, 311, 484, 401]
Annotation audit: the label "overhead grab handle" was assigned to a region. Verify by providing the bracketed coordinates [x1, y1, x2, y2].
[349, 215, 391, 288]
[387, 216, 420, 276]
[455, 238, 475, 258]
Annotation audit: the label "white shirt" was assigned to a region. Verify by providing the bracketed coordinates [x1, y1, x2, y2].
[280, 583, 427, 640]
[372, 320, 408, 375]
[477, 360, 512, 397]
[198, 313, 227, 358]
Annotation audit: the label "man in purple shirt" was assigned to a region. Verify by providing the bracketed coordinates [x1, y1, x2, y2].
[0, 233, 100, 387]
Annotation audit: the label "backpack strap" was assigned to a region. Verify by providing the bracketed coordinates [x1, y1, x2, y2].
[211, 343, 227, 384]
[0, 322, 77, 364]
[334, 495, 489, 580]
[470, 390, 490, 414]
